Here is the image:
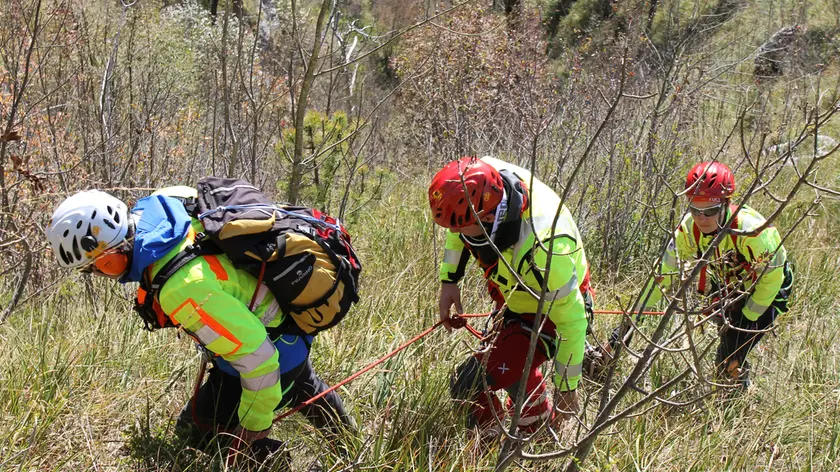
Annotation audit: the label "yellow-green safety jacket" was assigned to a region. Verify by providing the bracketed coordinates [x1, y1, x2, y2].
[640, 205, 788, 321]
[439, 157, 589, 391]
[147, 189, 287, 432]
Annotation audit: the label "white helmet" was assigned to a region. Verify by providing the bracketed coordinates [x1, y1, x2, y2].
[47, 190, 130, 269]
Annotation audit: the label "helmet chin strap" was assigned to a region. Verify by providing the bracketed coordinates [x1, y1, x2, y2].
[713, 200, 731, 232]
[489, 188, 508, 241]
[462, 188, 508, 247]
[112, 216, 138, 281]
[126, 213, 139, 242]
[463, 233, 490, 246]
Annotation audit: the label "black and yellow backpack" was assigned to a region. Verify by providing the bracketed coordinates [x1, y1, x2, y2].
[136, 177, 361, 336]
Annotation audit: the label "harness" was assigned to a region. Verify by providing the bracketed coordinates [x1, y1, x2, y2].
[691, 205, 752, 294]
[502, 312, 558, 358]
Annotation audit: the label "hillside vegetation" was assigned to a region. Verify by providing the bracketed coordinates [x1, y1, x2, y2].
[1, 0, 839, 470]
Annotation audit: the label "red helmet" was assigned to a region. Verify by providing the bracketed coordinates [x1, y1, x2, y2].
[685, 162, 735, 202]
[428, 157, 504, 229]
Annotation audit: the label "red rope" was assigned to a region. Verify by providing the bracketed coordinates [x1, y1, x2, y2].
[270, 309, 663, 424]
[272, 313, 489, 423]
[214, 307, 667, 462]
[198, 309, 670, 430]
[593, 309, 665, 316]
[464, 323, 484, 339]
[459, 310, 667, 316]
[223, 308, 680, 462]
[190, 358, 212, 433]
[248, 262, 267, 311]
[456, 313, 492, 318]
[196, 308, 669, 434]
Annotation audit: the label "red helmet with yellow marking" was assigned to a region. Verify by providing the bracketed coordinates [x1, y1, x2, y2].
[428, 157, 504, 229]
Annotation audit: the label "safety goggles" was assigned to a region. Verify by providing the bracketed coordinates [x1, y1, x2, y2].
[79, 248, 129, 277]
[688, 203, 724, 218]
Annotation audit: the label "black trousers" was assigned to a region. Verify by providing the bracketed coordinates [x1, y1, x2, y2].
[714, 264, 793, 377]
[181, 357, 352, 437]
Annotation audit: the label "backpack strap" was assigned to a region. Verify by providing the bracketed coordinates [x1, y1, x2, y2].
[728, 204, 739, 247]
[148, 243, 206, 294]
[136, 240, 220, 330]
[692, 219, 706, 293]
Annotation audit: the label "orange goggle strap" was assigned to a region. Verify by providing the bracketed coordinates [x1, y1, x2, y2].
[93, 250, 130, 276]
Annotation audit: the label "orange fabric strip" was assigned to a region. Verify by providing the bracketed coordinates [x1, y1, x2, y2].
[172, 298, 242, 355]
[204, 255, 229, 281]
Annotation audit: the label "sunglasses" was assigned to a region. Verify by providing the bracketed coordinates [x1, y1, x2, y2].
[79, 248, 129, 277]
[688, 203, 724, 218]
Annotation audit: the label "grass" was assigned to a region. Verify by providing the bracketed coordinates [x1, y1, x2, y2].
[2, 1, 840, 470]
[2, 179, 839, 471]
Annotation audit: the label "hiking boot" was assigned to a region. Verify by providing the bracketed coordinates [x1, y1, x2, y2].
[174, 416, 214, 451]
[716, 359, 751, 399]
[174, 404, 239, 453]
[582, 343, 613, 381]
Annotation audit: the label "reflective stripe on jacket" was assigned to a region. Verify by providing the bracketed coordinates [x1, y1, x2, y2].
[439, 157, 588, 391]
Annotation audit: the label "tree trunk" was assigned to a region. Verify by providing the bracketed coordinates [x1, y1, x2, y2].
[546, 0, 575, 39]
[287, 0, 332, 204]
[504, 0, 521, 29]
[646, 0, 660, 34]
[210, 0, 219, 22]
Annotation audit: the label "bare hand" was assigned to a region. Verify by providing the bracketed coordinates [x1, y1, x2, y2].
[439, 283, 464, 333]
[555, 390, 579, 422]
[233, 425, 270, 444]
[226, 425, 271, 466]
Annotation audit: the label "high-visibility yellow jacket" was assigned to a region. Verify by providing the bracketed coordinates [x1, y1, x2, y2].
[143, 187, 287, 432]
[439, 157, 589, 391]
[640, 205, 788, 320]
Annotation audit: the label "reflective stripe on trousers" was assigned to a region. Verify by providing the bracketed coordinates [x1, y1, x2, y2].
[215, 334, 313, 377]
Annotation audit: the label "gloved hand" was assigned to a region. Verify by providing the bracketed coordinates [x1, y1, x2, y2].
[227, 436, 290, 467]
[582, 343, 613, 381]
[448, 314, 467, 329]
[249, 437, 288, 463]
[736, 311, 764, 333]
[439, 283, 465, 332]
